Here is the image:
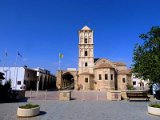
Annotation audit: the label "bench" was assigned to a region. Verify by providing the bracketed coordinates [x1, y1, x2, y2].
[127, 92, 150, 101]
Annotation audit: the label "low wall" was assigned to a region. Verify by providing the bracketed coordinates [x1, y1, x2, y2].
[107, 90, 121, 101]
[121, 91, 127, 100]
[121, 90, 149, 100]
[59, 91, 71, 101]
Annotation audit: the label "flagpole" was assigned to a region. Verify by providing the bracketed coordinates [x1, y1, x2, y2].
[3, 49, 7, 71]
[14, 53, 18, 90]
[59, 53, 61, 70]
[3, 49, 9, 82]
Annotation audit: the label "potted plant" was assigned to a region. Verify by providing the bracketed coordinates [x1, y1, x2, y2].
[148, 102, 160, 116]
[17, 103, 40, 117]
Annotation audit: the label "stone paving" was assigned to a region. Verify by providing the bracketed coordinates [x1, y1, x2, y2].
[0, 91, 159, 120]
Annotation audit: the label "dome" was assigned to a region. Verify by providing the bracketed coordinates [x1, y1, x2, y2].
[95, 63, 114, 69]
[118, 69, 131, 75]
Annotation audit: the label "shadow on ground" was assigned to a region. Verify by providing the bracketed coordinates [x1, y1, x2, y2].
[0, 97, 28, 103]
[39, 111, 47, 116]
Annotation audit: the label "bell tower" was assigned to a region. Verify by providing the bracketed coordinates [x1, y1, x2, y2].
[78, 26, 94, 74]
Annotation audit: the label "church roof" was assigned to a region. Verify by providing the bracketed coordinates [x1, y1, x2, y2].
[118, 69, 131, 75]
[113, 62, 126, 66]
[79, 72, 94, 75]
[94, 58, 100, 63]
[95, 63, 114, 69]
[81, 25, 91, 30]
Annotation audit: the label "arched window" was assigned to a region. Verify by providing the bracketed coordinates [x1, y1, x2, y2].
[84, 38, 87, 43]
[105, 74, 108, 80]
[85, 62, 88, 67]
[99, 74, 102, 80]
[122, 78, 125, 83]
[84, 51, 88, 56]
[111, 74, 113, 80]
[85, 78, 88, 83]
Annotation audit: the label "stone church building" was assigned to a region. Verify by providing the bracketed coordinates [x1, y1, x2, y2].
[57, 26, 132, 91]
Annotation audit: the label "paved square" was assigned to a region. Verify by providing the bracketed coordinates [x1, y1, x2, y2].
[0, 99, 159, 120]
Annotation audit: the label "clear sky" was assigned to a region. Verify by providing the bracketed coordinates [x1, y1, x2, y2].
[0, 0, 160, 74]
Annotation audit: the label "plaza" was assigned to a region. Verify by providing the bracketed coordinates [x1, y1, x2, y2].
[0, 1, 160, 120]
[0, 91, 159, 120]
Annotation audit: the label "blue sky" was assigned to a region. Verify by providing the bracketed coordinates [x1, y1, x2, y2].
[0, 0, 160, 74]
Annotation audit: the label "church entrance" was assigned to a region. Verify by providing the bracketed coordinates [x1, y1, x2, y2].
[62, 73, 74, 90]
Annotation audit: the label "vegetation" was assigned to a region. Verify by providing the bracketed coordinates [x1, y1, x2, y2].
[19, 103, 39, 109]
[126, 84, 135, 90]
[150, 103, 160, 108]
[132, 26, 160, 84]
[0, 80, 11, 101]
[0, 72, 5, 80]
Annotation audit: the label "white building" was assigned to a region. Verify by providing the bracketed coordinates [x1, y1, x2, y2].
[131, 73, 149, 89]
[0, 67, 56, 90]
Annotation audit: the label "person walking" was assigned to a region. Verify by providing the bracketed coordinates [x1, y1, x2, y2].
[152, 82, 160, 99]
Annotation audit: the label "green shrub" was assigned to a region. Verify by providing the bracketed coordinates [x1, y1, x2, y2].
[127, 84, 135, 90]
[149, 103, 160, 108]
[19, 103, 39, 109]
[0, 80, 11, 101]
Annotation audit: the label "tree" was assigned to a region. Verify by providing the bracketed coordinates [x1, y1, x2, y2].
[0, 72, 5, 81]
[132, 26, 160, 84]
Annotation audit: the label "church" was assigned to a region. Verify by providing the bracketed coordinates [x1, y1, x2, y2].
[56, 26, 132, 91]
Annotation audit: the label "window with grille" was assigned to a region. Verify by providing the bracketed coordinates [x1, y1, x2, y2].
[105, 74, 108, 80]
[99, 74, 102, 80]
[17, 81, 21, 85]
[111, 74, 113, 80]
[122, 78, 125, 83]
[133, 81, 136, 85]
[85, 78, 88, 83]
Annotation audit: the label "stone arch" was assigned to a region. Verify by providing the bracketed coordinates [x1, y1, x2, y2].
[57, 70, 78, 90]
[61, 72, 74, 90]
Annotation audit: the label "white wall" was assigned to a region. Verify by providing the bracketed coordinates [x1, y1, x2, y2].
[131, 74, 149, 89]
[0, 67, 25, 90]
